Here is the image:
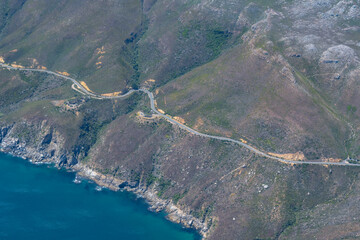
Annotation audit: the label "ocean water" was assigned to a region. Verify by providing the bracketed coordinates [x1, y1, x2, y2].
[0, 153, 199, 240]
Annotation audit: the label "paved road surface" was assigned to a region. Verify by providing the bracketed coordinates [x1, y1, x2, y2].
[2, 63, 360, 167]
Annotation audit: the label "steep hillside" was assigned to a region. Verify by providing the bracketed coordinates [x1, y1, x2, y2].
[1, 0, 360, 239]
[0, 0, 143, 92]
[156, 0, 360, 161]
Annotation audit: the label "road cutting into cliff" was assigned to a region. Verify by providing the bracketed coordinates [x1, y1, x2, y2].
[1, 62, 360, 167]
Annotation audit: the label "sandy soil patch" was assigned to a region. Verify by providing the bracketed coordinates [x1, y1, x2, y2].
[173, 116, 186, 124]
[79, 81, 94, 93]
[268, 151, 306, 161]
[56, 71, 70, 76]
[101, 91, 122, 97]
[11, 63, 24, 68]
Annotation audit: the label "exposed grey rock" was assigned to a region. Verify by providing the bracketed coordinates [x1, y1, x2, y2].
[319, 44, 357, 70]
[0, 119, 209, 238]
[41, 131, 53, 145]
[303, 43, 319, 59]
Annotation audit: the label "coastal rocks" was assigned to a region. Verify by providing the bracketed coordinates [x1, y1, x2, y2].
[1, 136, 20, 151]
[74, 164, 133, 192]
[58, 153, 77, 166]
[0, 121, 70, 165]
[0, 121, 209, 238]
[118, 180, 139, 189]
[141, 187, 209, 237]
[0, 125, 12, 141]
[0, 134, 208, 236]
[59, 154, 68, 166]
[72, 163, 209, 237]
[166, 205, 203, 230]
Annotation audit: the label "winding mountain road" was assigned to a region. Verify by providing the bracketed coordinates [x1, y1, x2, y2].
[2, 62, 360, 167]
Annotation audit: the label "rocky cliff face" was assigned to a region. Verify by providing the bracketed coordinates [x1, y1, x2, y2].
[0, 119, 209, 237]
[0, 121, 67, 164]
[1, 0, 360, 239]
[2, 111, 360, 239]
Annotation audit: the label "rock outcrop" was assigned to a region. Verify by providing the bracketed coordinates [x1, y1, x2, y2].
[0, 120, 209, 238]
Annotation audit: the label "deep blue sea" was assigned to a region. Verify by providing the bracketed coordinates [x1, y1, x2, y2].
[0, 152, 199, 240]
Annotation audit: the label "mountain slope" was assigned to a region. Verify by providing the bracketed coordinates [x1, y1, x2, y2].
[1, 0, 360, 239]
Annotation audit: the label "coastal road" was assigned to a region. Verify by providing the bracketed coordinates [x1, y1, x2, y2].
[2, 63, 360, 167]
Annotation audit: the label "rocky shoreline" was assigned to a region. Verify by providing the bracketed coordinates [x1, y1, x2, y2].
[74, 164, 208, 237]
[0, 124, 209, 239]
